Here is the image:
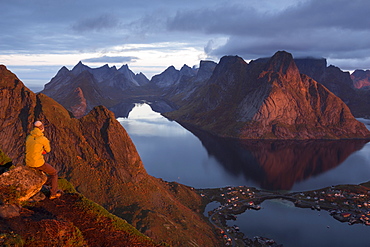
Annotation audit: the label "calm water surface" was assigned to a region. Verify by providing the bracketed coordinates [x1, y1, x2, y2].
[118, 103, 370, 246]
[118, 103, 370, 191]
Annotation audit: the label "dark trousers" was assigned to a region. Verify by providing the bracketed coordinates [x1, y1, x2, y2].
[36, 163, 58, 196]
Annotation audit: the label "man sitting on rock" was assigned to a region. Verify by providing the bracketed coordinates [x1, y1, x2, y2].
[25, 121, 61, 199]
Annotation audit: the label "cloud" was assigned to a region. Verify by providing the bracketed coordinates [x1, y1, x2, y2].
[166, 0, 370, 68]
[2, 0, 370, 76]
[72, 14, 121, 32]
[83, 55, 139, 63]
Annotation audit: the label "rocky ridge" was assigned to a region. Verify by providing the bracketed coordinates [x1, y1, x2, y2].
[0, 65, 221, 247]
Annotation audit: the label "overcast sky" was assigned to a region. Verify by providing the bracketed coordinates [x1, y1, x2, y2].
[1, 0, 370, 91]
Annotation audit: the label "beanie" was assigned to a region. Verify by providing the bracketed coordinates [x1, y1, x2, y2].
[34, 121, 44, 132]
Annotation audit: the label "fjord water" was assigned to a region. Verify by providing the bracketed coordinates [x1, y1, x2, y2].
[119, 103, 370, 247]
[119, 104, 370, 191]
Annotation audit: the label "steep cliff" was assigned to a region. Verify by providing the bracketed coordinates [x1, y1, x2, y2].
[0, 65, 221, 246]
[165, 51, 370, 139]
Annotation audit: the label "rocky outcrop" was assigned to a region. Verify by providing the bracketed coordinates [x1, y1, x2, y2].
[165, 51, 370, 139]
[0, 166, 47, 204]
[0, 65, 221, 246]
[351, 69, 370, 89]
[0, 166, 47, 218]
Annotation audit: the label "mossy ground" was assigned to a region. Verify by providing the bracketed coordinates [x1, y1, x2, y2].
[0, 179, 163, 247]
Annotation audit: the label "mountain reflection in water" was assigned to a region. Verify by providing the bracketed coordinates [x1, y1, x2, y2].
[119, 103, 370, 191]
[181, 125, 370, 191]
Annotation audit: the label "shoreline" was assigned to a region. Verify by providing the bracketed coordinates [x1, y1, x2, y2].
[198, 181, 370, 246]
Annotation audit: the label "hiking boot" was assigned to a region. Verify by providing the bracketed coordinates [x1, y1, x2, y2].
[49, 191, 62, 200]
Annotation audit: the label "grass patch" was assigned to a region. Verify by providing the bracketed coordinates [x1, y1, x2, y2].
[0, 232, 24, 247]
[57, 178, 77, 193]
[58, 179, 163, 246]
[0, 185, 23, 205]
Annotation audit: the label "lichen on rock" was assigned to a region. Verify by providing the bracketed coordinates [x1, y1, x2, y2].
[0, 166, 47, 209]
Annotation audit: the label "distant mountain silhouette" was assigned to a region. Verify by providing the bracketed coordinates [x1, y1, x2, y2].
[165, 51, 370, 139]
[41, 62, 149, 118]
[0, 65, 221, 246]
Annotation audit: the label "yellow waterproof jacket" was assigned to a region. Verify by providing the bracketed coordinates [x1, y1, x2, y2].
[25, 128, 51, 168]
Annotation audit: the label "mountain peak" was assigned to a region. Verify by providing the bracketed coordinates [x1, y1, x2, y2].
[71, 61, 90, 75]
[179, 64, 196, 77]
[150, 65, 180, 88]
[212, 55, 247, 79]
[218, 55, 246, 67]
[265, 50, 298, 75]
[118, 64, 129, 71]
[55, 66, 70, 77]
[195, 60, 217, 82]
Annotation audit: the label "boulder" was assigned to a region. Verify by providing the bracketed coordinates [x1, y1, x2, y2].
[0, 165, 47, 205]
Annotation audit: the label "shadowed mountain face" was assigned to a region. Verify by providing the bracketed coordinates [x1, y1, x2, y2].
[0, 65, 221, 247]
[184, 125, 369, 190]
[351, 69, 370, 89]
[165, 51, 370, 139]
[294, 59, 370, 118]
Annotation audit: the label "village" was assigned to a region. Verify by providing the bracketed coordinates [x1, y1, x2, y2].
[198, 181, 370, 246]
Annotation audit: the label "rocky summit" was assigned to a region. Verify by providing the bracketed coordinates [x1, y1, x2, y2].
[165, 51, 370, 139]
[0, 65, 221, 247]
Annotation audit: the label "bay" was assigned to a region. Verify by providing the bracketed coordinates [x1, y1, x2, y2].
[118, 103, 370, 246]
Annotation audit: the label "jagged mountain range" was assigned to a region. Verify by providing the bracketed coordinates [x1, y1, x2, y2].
[42, 52, 370, 119]
[41, 62, 150, 118]
[40, 51, 370, 140]
[40, 59, 217, 118]
[0, 65, 221, 246]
